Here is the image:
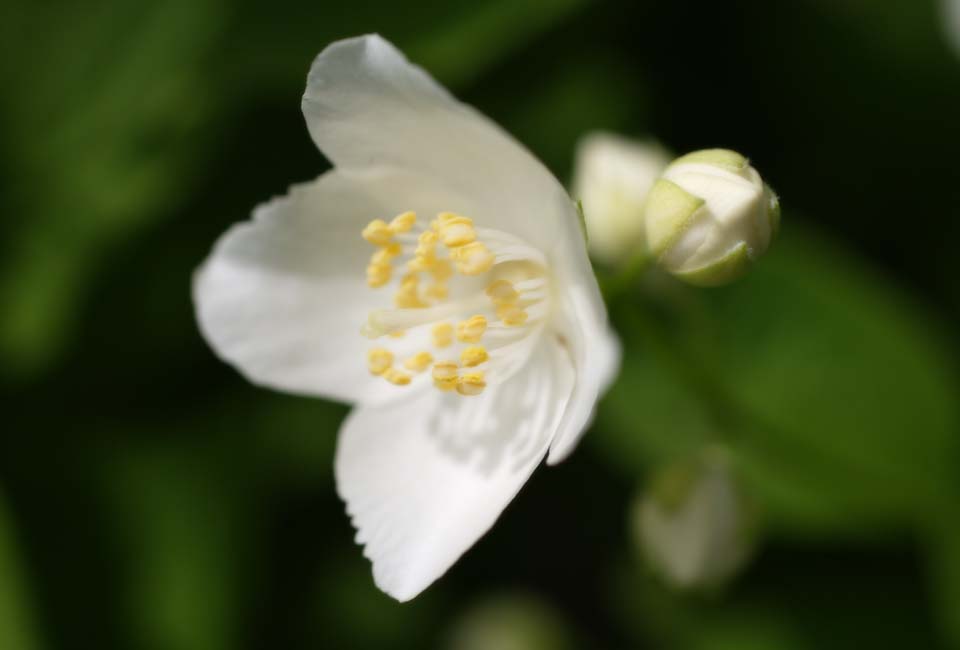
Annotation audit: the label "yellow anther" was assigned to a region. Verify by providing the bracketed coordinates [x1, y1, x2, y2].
[485, 279, 519, 305]
[497, 304, 528, 326]
[452, 242, 494, 275]
[366, 263, 392, 288]
[432, 361, 459, 391]
[388, 330, 406, 338]
[362, 219, 393, 246]
[438, 216, 476, 248]
[430, 259, 454, 282]
[432, 322, 454, 348]
[416, 230, 438, 253]
[388, 211, 417, 234]
[403, 351, 434, 373]
[394, 288, 426, 309]
[456, 371, 486, 396]
[394, 272, 426, 308]
[370, 242, 402, 266]
[425, 283, 448, 301]
[383, 368, 412, 386]
[460, 346, 488, 367]
[367, 348, 394, 376]
[456, 315, 487, 343]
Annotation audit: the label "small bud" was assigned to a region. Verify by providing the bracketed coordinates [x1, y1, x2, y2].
[572, 132, 671, 264]
[645, 149, 779, 286]
[632, 448, 756, 591]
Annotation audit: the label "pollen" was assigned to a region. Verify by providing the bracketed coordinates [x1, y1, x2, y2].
[403, 351, 434, 373]
[438, 214, 476, 247]
[432, 322, 454, 348]
[456, 315, 487, 343]
[370, 243, 401, 266]
[460, 346, 488, 367]
[383, 368, 412, 386]
[485, 279, 519, 305]
[430, 259, 454, 282]
[367, 348, 394, 375]
[362, 219, 393, 246]
[497, 304, 528, 326]
[395, 273, 426, 308]
[456, 371, 486, 396]
[366, 263, 392, 288]
[388, 211, 417, 234]
[432, 360, 459, 391]
[425, 283, 448, 301]
[388, 330, 406, 338]
[451, 242, 494, 275]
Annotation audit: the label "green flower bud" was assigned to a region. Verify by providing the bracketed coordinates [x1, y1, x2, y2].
[632, 448, 756, 591]
[645, 149, 779, 286]
[572, 132, 671, 265]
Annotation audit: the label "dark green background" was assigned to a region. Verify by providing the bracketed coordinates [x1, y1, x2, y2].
[1, 0, 959, 648]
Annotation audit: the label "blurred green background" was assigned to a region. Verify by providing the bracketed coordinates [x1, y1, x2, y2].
[2, 0, 960, 648]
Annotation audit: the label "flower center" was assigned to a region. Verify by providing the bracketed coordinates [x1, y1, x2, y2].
[359, 211, 549, 396]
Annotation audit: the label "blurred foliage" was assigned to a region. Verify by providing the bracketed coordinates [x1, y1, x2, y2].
[1, 0, 959, 649]
[597, 222, 959, 538]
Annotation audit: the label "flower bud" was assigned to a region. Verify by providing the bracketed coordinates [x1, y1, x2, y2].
[645, 149, 779, 286]
[572, 132, 671, 265]
[632, 448, 755, 591]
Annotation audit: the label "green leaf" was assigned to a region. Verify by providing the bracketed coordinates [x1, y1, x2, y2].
[0, 493, 41, 650]
[595, 220, 960, 538]
[103, 446, 245, 650]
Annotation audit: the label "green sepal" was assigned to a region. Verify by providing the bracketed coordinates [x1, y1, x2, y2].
[675, 241, 753, 287]
[645, 178, 705, 258]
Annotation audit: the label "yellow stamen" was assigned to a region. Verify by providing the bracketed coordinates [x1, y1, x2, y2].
[366, 263, 392, 288]
[451, 242, 494, 275]
[460, 346, 488, 367]
[430, 259, 454, 282]
[438, 215, 476, 247]
[456, 315, 487, 343]
[432, 361, 459, 391]
[425, 283, 448, 301]
[367, 348, 393, 375]
[394, 273, 426, 308]
[371, 243, 402, 266]
[486, 279, 519, 305]
[388, 330, 406, 338]
[389, 211, 416, 234]
[403, 351, 434, 373]
[383, 368, 412, 386]
[497, 304, 528, 326]
[432, 322, 454, 348]
[456, 371, 486, 396]
[362, 219, 393, 246]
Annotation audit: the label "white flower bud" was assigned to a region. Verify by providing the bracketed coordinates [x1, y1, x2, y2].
[645, 149, 779, 286]
[572, 132, 671, 264]
[632, 449, 755, 590]
[945, 0, 960, 56]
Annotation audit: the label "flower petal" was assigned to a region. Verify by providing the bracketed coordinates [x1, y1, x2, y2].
[193, 168, 469, 405]
[301, 34, 571, 253]
[335, 337, 575, 601]
[546, 230, 622, 464]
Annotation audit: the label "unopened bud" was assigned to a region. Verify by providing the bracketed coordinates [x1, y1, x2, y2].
[572, 132, 671, 264]
[645, 149, 779, 286]
[632, 448, 755, 591]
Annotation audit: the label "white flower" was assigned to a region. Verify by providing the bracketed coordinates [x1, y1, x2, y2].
[645, 149, 779, 286]
[632, 450, 755, 590]
[193, 35, 620, 601]
[571, 132, 670, 265]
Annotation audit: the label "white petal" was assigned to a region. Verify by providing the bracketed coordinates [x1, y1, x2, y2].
[193, 168, 470, 405]
[335, 337, 575, 601]
[301, 34, 572, 253]
[542, 196, 622, 465]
